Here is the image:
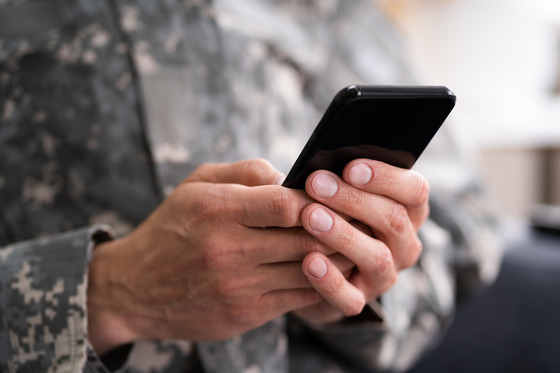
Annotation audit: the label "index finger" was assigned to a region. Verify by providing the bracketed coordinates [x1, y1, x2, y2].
[343, 159, 430, 227]
[227, 184, 314, 228]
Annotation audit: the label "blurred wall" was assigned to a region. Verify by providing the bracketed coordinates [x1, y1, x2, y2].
[377, 0, 560, 219]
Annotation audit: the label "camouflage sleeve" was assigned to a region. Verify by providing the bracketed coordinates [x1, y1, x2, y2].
[0, 225, 116, 373]
[428, 183, 504, 302]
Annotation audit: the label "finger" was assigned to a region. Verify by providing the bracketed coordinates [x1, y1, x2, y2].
[343, 159, 430, 229]
[240, 226, 353, 270]
[242, 227, 334, 264]
[185, 181, 313, 229]
[344, 192, 422, 270]
[255, 262, 313, 292]
[185, 158, 285, 186]
[305, 173, 422, 269]
[259, 288, 323, 319]
[292, 300, 345, 325]
[301, 204, 399, 293]
[240, 223, 357, 268]
[225, 184, 314, 228]
[256, 256, 354, 293]
[301, 252, 366, 317]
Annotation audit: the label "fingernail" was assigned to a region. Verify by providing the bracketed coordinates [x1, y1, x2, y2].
[308, 257, 328, 279]
[312, 173, 338, 198]
[348, 163, 372, 186]
[309, 208, 333, 232]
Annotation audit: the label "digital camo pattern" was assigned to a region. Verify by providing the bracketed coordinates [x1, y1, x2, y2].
[0, 0, 503, 372]
[0, 227, 110, 372]
[0, 0, 161, 245]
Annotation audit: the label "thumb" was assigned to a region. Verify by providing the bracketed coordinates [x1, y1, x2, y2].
[185, 158, 285, 186]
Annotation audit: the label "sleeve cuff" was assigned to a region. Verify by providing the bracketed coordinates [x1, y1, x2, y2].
[0, 225, 114, 372]
[85, 341, 133, 373]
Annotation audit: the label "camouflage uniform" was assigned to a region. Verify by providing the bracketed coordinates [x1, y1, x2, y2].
[0, 0, 503, 372]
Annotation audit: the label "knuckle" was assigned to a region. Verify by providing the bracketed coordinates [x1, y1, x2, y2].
[224, 304, 257, 327]
[388, 268, 398, 287]
[402, 236, 423, 269]
[380, 271, 398, 294]
[241, 158, 274, 184]
[214, 278, 234, 299]
[374, 244, 395, 277]
[342, 296, 366, 317]
[216, 285, 258, 327]
[419, 204, 431, 225]
[386, 203, 408, 235]
[410, 172, 430, 207]
[364, 243, 398, 295]
[272, 188, 300, 225]
[245, 157, 271, 171]
[200, 238, 232, 271]
[398, 235, 422, 270]
[373, 253, 397, 294]
[201, 249, 227, 272]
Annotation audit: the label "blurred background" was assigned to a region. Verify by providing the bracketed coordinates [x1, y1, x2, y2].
[369, 3, 560, 372]
[376, 0, 560, 221]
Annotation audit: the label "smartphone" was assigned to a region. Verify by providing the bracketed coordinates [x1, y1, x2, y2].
[282, 85, 456, 189]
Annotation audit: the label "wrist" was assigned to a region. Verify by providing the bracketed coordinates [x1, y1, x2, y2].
[87, 238, 137, 356]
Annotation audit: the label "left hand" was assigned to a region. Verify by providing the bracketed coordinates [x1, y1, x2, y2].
[292, 159, 430, 324]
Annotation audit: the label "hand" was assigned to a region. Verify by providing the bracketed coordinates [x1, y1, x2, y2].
[87, 159, 344, 355]
[293, 159, 429, 324]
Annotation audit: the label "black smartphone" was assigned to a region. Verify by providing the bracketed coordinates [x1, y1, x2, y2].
[282, 85, 456, 189]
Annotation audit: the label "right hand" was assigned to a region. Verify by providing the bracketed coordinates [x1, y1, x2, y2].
[86, 159, 342, 355]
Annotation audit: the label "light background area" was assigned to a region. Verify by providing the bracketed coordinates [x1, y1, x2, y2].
[376, 0, 560, 218]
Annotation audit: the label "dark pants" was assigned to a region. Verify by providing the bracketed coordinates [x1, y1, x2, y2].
[409, 229, 560, 373]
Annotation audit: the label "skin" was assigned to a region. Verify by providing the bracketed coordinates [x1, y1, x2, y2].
[87, 158, 429, 355]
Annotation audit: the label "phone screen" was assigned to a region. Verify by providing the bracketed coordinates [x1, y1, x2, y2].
[282, 85, 456, 189]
